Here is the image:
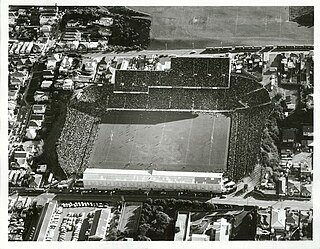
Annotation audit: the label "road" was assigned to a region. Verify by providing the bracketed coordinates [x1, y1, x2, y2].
[209, 195, 312, 210]
[16, 188, 312, 211]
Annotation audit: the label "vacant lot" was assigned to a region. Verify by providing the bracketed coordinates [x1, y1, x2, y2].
[89, 111, 231, 172]
[130, 6, 313, 48]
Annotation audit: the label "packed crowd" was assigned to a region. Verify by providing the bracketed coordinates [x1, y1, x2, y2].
[115, 69, 230, 90]
[240, 89, 271, 107]
[111, 70, 269, 111]
[114, 57, 231, 91]
[227, 105, 272, 180]
[228, 73, 263, 98]
[109, 82, 268, 111]
[56, 107, 96, 175]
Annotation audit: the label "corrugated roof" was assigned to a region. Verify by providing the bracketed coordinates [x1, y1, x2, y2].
[84, 168, 223, 185]
[89, 209, 110, 239]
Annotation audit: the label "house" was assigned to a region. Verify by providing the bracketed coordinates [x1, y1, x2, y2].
[8, 100, 17, 111]
[82, 59, 97, 74]
[30, 114, 45, 122]
[306, 93, 314, 109]
[271, 209, 286, 231]
[11, 71, 28, 86]
[286, 210, 299, 228]
[25, 128, 37, 140]
[9, 43, 18, 54]
[29, 174, 43, 188]
[10, 77, 23, 89]
[77, 42, 88, 52]
[276, 177, 286, 196]
[54, 79, 64, 89]
[14, 42, 24, 55]
[8, 110, 17, 124]
[43, 70, 54, 79]
[66, 19, 80, 27]
[20, 42, 29, 54]
[287, 181, 300, 197]
[25, 42, 34, 54]
[36, 164, 47, 173]
[190, 234, 210, 241]
[46, 58, 57, 70]
[34, 91, 50, 102]
[88, 42, 100, 51]
[32, 43, 44, 53]
[18, 9, 27, 16]
[59, 56, 73, 74]
[13, 151, 30, 168]
[28, 120, 43, 130]
[8, 90, 19, 101]
[39, 13, 57, 25]
[54, 43, 65, 52]
[40, 80, 53, 89]
[62, 31, 81, 42]
[285, 95, 296, 110]
[9, 11, 18, 26]
[63, 79, 74, 90]
[174, 212, 190, 241]
[32, 104, 46, 114]
[98, 27, 112, 37]
[39, 6, 58, 14]
[66, 41, 80, 51]
[40, 25, 52, 36]
[282, 128, 296, 143]
[211, 218, 231, 241]
[302, 125, 313, 137]
[300, 162, 312, 180]
[300, 185, 312, 198]
[96, 17, 113, 27]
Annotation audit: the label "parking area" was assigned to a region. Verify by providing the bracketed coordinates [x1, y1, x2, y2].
[43, 201, 114, 241]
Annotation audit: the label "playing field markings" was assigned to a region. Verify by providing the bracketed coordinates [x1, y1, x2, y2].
[158, 113, 167, 149]
[208, 114, 217, 166]
[105, 114, 119, 163]
[184, 116, 194, 163]
[128, 114, 141, 164]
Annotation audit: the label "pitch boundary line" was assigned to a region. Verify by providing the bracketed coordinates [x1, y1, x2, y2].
[128, 115, 141, 164]
[105, 115, 119, 162]
[208, 114, 217, 166]
[184, 117, 194, 164]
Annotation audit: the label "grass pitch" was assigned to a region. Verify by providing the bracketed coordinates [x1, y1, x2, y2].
[89, 111, 230, 172]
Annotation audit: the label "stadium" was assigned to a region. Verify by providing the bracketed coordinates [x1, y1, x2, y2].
[59, 55, 271, 183]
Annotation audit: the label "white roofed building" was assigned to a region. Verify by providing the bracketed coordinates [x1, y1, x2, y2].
[83, 168, 224, 193]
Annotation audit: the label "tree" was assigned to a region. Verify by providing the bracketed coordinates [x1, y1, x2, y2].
[155, 211, 170, 226]
[139, 223, 150, 236]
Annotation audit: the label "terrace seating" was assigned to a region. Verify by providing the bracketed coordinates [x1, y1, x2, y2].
[57, 108, 97, 175]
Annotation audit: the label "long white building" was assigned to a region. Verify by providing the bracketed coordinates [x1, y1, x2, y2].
[83, 168, 224, 193]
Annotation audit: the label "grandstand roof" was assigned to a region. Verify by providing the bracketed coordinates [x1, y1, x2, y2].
[83, 168, 223, 185]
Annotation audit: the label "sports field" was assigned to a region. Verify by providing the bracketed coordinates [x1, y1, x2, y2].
[89, 111, 231, 172]
[130, 6, 313, 48]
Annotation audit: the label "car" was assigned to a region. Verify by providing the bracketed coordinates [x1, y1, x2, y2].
[219, 195, 227, 199]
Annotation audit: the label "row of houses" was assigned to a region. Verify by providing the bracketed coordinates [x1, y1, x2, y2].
[256, 207, 312, 240]
[54, 41, 109, 53]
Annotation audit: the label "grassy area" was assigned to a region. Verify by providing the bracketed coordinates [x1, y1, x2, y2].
[89, 111, 230, 172]
[118, 202, 142, 234]
[130, 6, 313, 48]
